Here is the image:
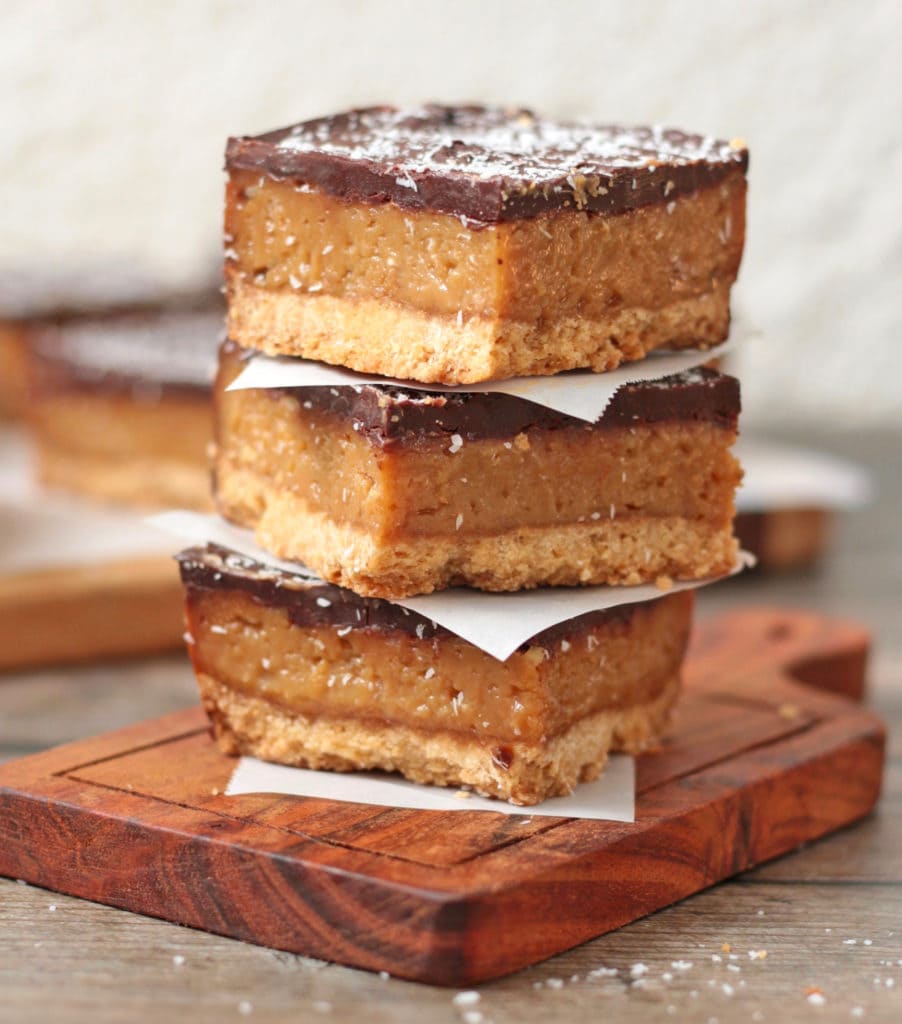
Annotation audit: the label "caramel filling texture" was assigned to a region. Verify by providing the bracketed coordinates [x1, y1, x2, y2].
[225, 170, 746, 324]
[187, 588, 692, 746]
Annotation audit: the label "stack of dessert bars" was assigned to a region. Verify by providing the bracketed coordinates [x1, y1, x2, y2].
[178, 106, 747, 805]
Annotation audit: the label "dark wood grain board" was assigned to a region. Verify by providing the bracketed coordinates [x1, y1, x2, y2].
[0, 556, 185, 670]
[0, 609, 884, 985]
[0, 427, 185, 671]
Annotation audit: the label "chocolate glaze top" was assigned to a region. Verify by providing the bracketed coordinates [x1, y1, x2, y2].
[31, 309, 223, 396]
[226, 105, 748, 223]
[179, 544, 640, 653]
[221, 342, 740, 447]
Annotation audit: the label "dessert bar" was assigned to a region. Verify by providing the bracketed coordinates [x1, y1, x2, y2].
[224, 105, 748, 383]
[180, 544, 693, 805]
[28, 309, 220, 509]
[0, 265, 215, 420]
[215, 341, 742, 597]
[0, 321, 29, 420]
[735, 508, 831, 571]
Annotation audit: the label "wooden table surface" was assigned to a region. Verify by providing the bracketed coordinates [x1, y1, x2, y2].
[2, 429, 900, 1024]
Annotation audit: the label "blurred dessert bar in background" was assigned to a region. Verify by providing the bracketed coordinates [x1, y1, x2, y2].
[1, 265, 195, 419]
[0, 265, 222, 509]
[734, 508, 830, 571]
[29, 305, 221, 509]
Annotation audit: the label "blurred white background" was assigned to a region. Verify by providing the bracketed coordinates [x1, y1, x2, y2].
[2, 0, 900, 425]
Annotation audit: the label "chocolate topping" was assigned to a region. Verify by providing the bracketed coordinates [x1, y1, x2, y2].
[226, 105, 748, 223]
[221, 341, 740, 446]
[31, 309, 224, 397]
[179, 544, 638, 652]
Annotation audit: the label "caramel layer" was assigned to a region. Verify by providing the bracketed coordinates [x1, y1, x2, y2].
[182, 546, 691, 743]
[227, 171, 745, 322]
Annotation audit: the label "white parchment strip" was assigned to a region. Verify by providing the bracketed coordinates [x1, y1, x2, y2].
[226, 753, 636, 821]
[1, 501, 176, 574]
[735, 438, 875, 512]
[225, 341, 738, 424]
[0, 430, 175, 574]
[0, 429, 35, 504]
[150, 511, 754, 662]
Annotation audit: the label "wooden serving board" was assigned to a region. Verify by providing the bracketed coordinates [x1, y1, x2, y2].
[0, 428, 185, 670]
[0, 609, 884, 985]
[0, 556, 184, 670]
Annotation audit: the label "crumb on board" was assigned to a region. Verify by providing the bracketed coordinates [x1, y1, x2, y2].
[804, 986, 826, 1006]
[452, 991, 480, 1007]
[778, 703, 802, 721]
